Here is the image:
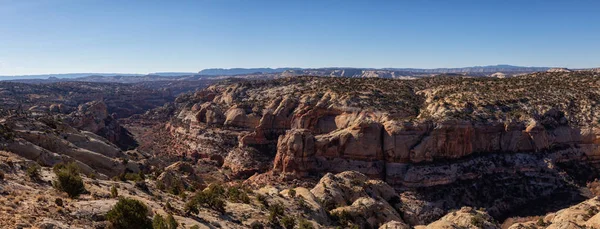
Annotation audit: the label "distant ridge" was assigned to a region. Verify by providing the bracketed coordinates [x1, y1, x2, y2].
[198, 68, 301, 75]
[198, 65, 551, 76]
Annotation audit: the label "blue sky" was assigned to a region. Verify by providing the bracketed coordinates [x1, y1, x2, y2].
[0, 0, 599, 75]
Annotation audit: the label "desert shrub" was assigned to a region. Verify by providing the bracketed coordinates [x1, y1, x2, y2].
[166, 214, 178, 229]
[0, 170, 4, 180]
[184, 199, 199, 215]
[111, 185, 119, 198]
[190, 226, 200, 229]
[165, 202, 174, 212]
[53, 162, 86, 198]
[106, 197, 152, 229]
[330, 210, 352, 226]
[471, 214, 485, 228]
[288, 188, 296, 198]
[268, 202, 285, 225]
[153, 213, 177, 229]
[250, 221, 264, 229]
[256, 193, 268, 207]
[27, 164, 41, 180]
[227, 186, 250, 204]
[55, 198, 63, 207]
[280, 215, 296, 229]
[135, 181, 149, 193]
[297, 198, 311, 213]
[186, 183, 226, 213]
[152, 214, 167, 229]
[298, 218, 314, 229]
[536, 218, 548, 227]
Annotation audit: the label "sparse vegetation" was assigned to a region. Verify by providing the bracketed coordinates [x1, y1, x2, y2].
[185, 183, 226, 213]
[26, 164, 41, 180]
[111, 185, 119, 198]
[298, 218, 315, 229]
[471, 214, 485, 228]
[106, 197, 152, 229]
[52, 162, 86, 198]
[268, 202, 285, 225]
[280, 215, 296, 229]
[227, 185, 250, 204]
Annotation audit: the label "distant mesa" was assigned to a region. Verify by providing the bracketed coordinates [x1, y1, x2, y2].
[547, 68, 572, 73]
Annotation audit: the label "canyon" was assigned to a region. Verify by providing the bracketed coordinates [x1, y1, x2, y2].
[1, 71, 600, 228]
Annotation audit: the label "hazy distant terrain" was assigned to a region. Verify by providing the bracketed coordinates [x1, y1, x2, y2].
[0, 65, 564, 84]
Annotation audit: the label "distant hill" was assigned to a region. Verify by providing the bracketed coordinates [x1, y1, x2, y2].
[197, 65, 552, 77]
[198, 68, 301, 75]
[0, 72, 196, 81]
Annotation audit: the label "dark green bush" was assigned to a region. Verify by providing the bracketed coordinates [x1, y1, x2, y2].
[185, 183, 226, 214]
[471, 214, 485, 228]
[227, 185, 250, 204]
[27, 164, 41, 180]
[52, 162, 85, 198]
[152, 213, 178, 229]
[280, 215, 296, 229]
[250, 221, 264, 229]
[288, 188, 296, 198]
[298, 218, 315, 229]
[268, 202, 285, 225]
[152, 214, 167, 229]
[111, 185, 119, 198]
[106, 197, 152, 229]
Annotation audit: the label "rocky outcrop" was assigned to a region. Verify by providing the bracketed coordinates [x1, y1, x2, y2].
[508, 197, 600, 229]
[310, 171, 408, 227]
[415, 207, 500, 229]
[65, 101, 137, 150]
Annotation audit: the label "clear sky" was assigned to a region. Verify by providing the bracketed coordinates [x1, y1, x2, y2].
[1, 0, 599, 75]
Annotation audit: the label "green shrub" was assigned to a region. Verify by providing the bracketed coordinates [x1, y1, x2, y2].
[184, 200, 199, 215]
[152, 214, 167, 229]
[227, 186, 250, 204]
[111, 185, 119, 198]
[166, 214, 178, 229]
[331, 210, 352, 226]
[27, 164, 41, 180]
[185, 183, 226, 214]
[106, 197, 152, 229]
[53, 162, 86, 198]
[55, 198, 63, 207]
[152, 213, 178, 229]
[471, 214, 485, 228]
[280, 215, 296, 229]
[268, 202, 285, 225]
[256, 193, 268, 207]
[288, 188, 296, 198]
[298, 218, 314, 229]
[250, 221, 264, 229]
[190, 226, 200, 229]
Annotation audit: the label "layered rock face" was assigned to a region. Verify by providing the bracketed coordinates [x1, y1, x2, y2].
[163, 72, 600, 223]
[65, 101, 137, 150]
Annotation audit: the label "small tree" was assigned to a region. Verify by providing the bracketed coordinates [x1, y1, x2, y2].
[186, 183, 226, 214]
[152, 214, 167, 229]
[280, 215, 296, 229]
[166, 214, 178, 229]
[111, 185, 119, 198]
[298, 218, 315, 229]
[27, 164, 41, 180]
[106, 197, 152, 229]
[268, 202, 285, 225]
[53, 162, 86, 198]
